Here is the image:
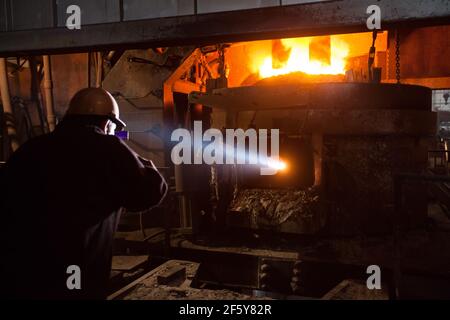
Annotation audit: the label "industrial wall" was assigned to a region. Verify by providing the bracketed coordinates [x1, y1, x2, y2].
[0, 0, 328, 32]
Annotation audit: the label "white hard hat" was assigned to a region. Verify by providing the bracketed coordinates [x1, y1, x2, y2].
[66, 87, 126, 129]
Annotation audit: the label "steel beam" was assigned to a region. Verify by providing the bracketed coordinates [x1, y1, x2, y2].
[0, 0, 449, 56]
[189, 83, 432, 111]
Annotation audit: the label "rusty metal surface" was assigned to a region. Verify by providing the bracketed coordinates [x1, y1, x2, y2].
[111, 255, 148, 271]
[168, 227, 450, 275]
[322, 136, 430, 235]
[166, 225, 450, 298]
[387, 26, 450, 80]
[170, 237, 299, 260]
[195, 82, 436, 136]
[233, 109, 436, 136]
[190, 82, 432, 111]
[109, 259, 266, 300]
[228, 187, 324, 233]
[108, 260, 198, 300]
[321, 279, 389, 300]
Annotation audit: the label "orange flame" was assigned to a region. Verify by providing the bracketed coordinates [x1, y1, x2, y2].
[256, 36, 349, 78]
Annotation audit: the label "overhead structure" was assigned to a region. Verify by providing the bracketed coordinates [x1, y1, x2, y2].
[0, 0, 449, 55]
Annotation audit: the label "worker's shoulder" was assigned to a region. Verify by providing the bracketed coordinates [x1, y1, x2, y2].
[4, 133, 53, 167]
[16, 133, 53, 153]
[97, 133, 135, 154]
[98, 132, 124, 146]
[95, 134, 141, 168]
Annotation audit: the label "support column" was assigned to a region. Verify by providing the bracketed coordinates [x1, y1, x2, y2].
[0, 57, 19, 152]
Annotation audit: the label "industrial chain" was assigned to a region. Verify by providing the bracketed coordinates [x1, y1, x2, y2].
[368, 30, 378, 82]
[395, 29, 401, 84]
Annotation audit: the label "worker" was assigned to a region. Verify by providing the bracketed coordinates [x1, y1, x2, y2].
[0, 88, 167, 299]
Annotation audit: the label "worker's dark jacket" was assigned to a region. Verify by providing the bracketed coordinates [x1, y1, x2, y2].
[0, 120, 167, 299]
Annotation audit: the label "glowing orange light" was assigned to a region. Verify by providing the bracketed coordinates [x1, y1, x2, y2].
[255, 36, 349, 79]
[268, 159, 288, 172]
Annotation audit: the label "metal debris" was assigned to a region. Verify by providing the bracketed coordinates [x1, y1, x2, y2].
[228, 187, 320, 227]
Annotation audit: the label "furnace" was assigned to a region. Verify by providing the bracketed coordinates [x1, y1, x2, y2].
[188, 81, 435, 236]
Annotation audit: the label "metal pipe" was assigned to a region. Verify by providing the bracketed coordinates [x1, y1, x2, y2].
[43, 55, 56, 131]
[87, 52, 91, 87]
[29, 57, 47, 134]
[0, 57, 19, 152]
[95, 52, 102, 88]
